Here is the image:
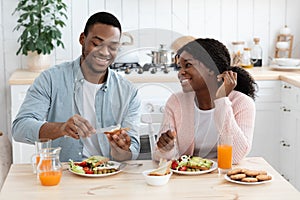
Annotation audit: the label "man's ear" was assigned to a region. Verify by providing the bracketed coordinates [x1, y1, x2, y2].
[79, 32, 85, 45]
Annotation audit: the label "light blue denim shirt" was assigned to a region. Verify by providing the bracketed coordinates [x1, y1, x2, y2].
[12, 57, 141, 162]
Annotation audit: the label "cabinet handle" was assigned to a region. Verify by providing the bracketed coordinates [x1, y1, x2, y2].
[283, 85, 291, 89]
[280, 140, 291, 147]
[281, 174, 290, 181]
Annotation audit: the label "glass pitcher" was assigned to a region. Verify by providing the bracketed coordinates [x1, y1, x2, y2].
[37, 147, 62, 186]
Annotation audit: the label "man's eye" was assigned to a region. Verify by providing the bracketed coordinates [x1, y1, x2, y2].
[92, 42, 99, 46]
[108, 45, 119, 51]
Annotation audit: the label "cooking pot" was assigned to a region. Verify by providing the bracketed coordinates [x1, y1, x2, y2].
[147, 44, 174, 65]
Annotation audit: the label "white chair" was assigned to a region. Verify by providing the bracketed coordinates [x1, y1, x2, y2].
[137, 83, 174, 160]
[140, 113, 164, 159]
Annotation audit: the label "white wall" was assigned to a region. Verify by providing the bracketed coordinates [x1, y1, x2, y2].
[1, 0, 300, 136]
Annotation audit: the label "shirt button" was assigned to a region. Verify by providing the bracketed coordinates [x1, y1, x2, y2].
[78, 152, 82, 155]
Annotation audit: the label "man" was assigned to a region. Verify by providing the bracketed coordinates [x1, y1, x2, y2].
[12, 12, 141, 162]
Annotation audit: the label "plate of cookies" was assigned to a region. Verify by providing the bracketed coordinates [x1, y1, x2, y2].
[224, 168, 273, 185]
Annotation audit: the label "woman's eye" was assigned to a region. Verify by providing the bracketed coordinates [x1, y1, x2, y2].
[185, 63, 192, 68]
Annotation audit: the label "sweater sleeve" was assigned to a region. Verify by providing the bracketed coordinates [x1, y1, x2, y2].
[214, 92, 256, 164]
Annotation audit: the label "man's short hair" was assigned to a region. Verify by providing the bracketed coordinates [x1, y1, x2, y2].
[83, 12, 122, 36]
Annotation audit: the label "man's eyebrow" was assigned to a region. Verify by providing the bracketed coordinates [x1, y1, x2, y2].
[92, 36, 120, 44]
[92, 36, 104, 41]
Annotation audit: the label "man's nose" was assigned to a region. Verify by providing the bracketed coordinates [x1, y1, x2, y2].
[97, 44, 110, 55]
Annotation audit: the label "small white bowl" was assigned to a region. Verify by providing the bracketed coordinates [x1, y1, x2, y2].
[142, 169, 172, 186]
[274, 58, 300, 66]
[276, 41, 289, 49]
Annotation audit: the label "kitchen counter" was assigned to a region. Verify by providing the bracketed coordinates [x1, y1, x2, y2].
[8, 67, 300, 87]
[1, 157, 299, 199]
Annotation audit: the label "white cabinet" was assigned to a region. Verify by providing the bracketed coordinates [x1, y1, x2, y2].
[248, 80, 281, 172]
[279, 82, 300, 190]
[11, 85, 35, 164]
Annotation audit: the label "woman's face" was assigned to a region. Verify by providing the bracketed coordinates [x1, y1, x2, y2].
[177, 50, 213, 93]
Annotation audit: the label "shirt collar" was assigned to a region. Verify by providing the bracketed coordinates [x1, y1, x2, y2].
[73, 56, 113, 92]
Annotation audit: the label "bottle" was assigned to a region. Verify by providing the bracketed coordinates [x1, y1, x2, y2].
[251, 38, 263, 67]
[241, 48, 253, 68]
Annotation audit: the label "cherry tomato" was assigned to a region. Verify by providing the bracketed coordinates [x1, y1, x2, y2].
[78, 161, 88, 167]
[171, 160, 178, 170]
[179, 166, 187, 171]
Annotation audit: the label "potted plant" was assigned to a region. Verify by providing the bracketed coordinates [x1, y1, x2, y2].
[12, 0, 67, 72]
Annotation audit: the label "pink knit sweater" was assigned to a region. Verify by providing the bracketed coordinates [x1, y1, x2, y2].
[153, 90, 256, 164]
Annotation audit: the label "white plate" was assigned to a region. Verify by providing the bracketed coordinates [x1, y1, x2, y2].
[171, 160, 217, 175]
[69, 161, 122, 177]
[224, 173, 273, 185]
[270, 65, 300, 71]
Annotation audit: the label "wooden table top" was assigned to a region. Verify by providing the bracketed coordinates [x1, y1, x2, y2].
[0, 157, 299, 200]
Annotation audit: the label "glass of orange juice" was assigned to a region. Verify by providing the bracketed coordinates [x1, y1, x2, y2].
[31, 138, 52, 174]
[217, 134, 232, 174]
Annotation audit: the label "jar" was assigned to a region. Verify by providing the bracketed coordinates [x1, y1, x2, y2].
[241, 48, 253, 68]
[231, 41, 245, 67]
[37, 147, 62, 186]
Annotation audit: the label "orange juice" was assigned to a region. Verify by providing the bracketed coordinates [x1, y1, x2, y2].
[38, 159, 52, 170]
[36, 155, 40, 166]
[39, 171, 62, 186]
[217, 144, 232, 169]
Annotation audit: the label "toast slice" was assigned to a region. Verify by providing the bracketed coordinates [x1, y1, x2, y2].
[148, 160, 172, 176]
[104, 127, 130, 135]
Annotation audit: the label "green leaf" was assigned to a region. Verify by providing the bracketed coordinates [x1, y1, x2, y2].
[12, 0, 68, 55]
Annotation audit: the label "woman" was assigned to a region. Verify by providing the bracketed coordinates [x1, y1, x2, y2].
[154, 38, 257, 164]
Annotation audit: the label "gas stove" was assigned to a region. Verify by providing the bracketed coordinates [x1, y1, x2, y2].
[110, 62, 179, 75]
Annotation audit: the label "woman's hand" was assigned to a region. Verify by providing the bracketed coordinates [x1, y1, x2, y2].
[216, 70, 237, 99]
[157, 130, 176, 152]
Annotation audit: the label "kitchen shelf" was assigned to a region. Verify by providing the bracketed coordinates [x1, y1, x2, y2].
[275, 34, 294, 58]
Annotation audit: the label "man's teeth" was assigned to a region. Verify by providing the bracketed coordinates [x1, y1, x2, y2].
[96, 57, 108, 61]
[181, 79, 189, 83]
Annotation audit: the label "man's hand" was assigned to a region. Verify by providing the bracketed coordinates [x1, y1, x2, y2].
[60, 114, 96, 139]
[106, 129, 132, 161]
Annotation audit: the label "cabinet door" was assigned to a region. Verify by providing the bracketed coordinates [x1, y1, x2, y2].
[279, 106, 296, 184]
[248, 80, 281, 171]
[295, 110, 300, 191]
[250, 103, 281, 171]
[11, 85, 35, 164]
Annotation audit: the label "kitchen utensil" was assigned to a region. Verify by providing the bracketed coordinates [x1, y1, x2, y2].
[147, 44, 174, 66]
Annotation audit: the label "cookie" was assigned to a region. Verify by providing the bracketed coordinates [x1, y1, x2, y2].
[256, 174, 272, 181]
[258, 170, 267, 175]
[227, 168, 243, 176]
[241, 177, 258, 182]
[245, 170, 261, 177]
[230, 173, 246, 180]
